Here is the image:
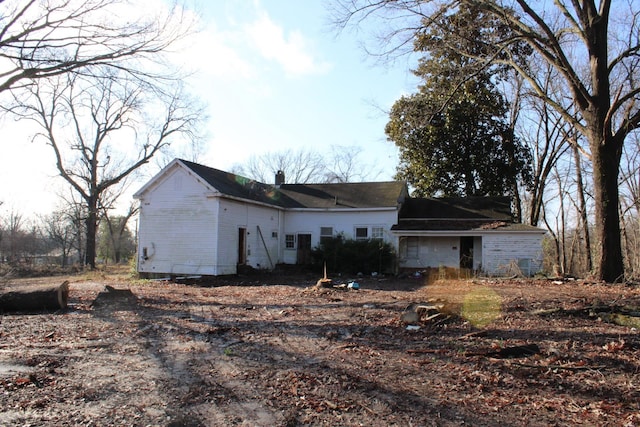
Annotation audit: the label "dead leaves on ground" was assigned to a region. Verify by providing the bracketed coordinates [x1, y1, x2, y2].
[1, 277, 640, 426]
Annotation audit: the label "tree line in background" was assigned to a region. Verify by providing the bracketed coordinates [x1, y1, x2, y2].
[0, 204, 136, 271]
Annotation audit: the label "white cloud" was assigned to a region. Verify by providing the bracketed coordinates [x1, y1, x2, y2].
[165, 2, 332, 81]
[169, 17, 255, 81]
[244, 11, 332, 77]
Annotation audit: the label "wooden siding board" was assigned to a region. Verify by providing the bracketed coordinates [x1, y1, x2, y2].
[216, 199, 247, 275]
[482, 234, 543, 276]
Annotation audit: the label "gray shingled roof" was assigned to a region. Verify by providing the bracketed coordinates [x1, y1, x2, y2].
[278, 182, 406, 208]
[180, 160, 406, 209]
[398, 197, 513, 220]
[392, 196, 544, 233]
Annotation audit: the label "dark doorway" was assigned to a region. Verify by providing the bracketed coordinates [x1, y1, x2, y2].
[238, 228, 246, 265]
[297, 233, 312, 264]
[460, 236, 474, 269]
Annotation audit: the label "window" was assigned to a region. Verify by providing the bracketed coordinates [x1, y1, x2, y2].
[285, 234, 295, 249]
[405, 237, 419, 258]
[371, 227, 384, 240]
[272, 231, 278, 239]
[320, 227, 333, 243]
[355, 227, 368, 240]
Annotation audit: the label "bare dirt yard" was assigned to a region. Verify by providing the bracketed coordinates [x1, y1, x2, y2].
[1, 268, 640, 426]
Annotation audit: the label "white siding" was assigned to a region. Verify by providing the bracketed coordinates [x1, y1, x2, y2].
[284, 209, 398, 249]
[283, 243, 297, 264]
[398, 236, 460, 269]
[481, 233, 543, 276]
[214, 199, 245, 275]
[248, 206, 282, 269]
[396, 233, 543, 275]
[137, 166, 219, 275]
[216, 199, 281, 272]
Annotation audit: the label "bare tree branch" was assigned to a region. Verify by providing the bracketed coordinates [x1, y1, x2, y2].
[0, 0, 194, 93]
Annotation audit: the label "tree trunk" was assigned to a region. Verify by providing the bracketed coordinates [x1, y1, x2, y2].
[0, 281, 69, 312]
[592, 137, 624, 282]
[572, 142, 593, 273]
[584, 2, 624, 282]
[85, 197, 98, 269]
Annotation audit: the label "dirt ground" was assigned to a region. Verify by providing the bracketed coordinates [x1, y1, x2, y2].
[1, 269, 640, 426]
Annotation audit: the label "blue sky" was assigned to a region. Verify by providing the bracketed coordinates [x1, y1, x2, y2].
[191, 1, 417, 173]
[0, 0, 418, 216]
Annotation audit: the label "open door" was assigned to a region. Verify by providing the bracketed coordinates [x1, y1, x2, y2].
[238, 227, 246, 265]
[460, 236, 474, 270]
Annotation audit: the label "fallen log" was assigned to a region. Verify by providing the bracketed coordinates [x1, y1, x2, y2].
[0, 281, 69, 312]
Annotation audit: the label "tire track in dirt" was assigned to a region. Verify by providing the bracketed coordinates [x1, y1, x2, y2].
[138, 297, 286, 426]
[89, 287, 190, 426]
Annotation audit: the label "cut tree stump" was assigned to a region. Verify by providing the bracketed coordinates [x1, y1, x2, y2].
[313, 262, 334, 289]
[0, 281, 69, 312]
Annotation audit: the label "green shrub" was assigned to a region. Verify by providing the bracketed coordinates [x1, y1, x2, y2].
[311, 236, 395, 275]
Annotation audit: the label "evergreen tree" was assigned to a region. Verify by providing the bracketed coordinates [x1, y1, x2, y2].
[386, 9, 531, 197]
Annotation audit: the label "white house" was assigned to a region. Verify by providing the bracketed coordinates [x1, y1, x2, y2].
[133, 159, 546, 277]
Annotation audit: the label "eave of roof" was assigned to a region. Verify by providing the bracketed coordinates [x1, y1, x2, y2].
[391, 220, 546, 234]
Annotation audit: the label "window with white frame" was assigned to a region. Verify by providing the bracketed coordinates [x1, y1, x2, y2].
[285, 234, 295, 249]
[355, 227, 368, 240]
[371, 227, 384, 240]
[320, 227, 333, 243]
[403, 237, 419, 258]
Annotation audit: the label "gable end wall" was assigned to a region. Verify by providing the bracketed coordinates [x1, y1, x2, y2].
[137, 166, 219, 276]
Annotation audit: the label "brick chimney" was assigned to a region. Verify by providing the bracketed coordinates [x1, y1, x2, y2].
[275, 170, 285, 187]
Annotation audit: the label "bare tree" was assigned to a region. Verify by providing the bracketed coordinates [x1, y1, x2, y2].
[59, 193, 88, 266]
[0, 209, 24, 264]
[512, 65, 572, 227]
[0, 0, 192, 94]
[40, 208, 76, 266]
[232, 149, 327, 184]
[8, 70, 203, 269]
[569, 137, 593, 274]
[324, 145, 383, 183]
[335, 0, 640, 282]
[99, 204, 138, 264]
[0, 208, 43, 265]
[232, 146, 383, 184]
